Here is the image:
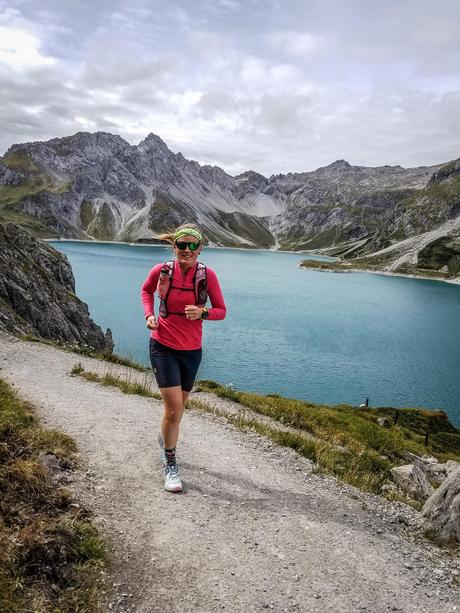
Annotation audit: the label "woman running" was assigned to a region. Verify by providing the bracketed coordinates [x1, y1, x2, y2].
[140, 223, 226, 492]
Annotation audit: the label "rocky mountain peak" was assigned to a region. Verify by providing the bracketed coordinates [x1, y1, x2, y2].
[326, 159, 352, 170]
[235, 170, 268, 182]
[6, 132, 129, 159]
[137, 133, 170, 154]
[234, 170, 269, 193]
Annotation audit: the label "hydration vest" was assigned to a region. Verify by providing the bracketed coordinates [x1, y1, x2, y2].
[156, 261, 208, 318]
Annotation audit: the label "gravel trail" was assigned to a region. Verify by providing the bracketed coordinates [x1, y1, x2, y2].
[0, 332, 458, 613]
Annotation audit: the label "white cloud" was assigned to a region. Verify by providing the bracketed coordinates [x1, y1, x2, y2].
[265, 30, 327, 57]
[0, 8, 56, 70]
[0, 0, 459, 175]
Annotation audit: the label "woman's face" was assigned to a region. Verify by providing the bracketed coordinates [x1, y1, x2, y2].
[174, 234, 202, 267]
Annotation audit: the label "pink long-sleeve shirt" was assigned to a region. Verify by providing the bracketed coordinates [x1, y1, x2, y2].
[141, 261, 226, 350]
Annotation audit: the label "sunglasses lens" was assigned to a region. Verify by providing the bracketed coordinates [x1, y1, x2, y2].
[176, 241, 200, 251]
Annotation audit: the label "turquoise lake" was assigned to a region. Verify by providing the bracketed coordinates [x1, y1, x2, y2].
[48, 240, 460, 426]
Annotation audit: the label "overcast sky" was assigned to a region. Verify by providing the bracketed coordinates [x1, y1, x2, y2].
[0, 0, 459, 176]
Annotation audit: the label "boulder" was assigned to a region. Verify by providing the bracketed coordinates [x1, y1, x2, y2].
[377, 417, 392, 428]
[390, 464, 434, 502]
[421, 470, 460, 543]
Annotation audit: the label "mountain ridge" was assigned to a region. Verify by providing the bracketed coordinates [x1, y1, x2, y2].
[0, 131, 459, 277]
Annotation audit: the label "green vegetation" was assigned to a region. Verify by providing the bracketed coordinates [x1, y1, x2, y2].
[0, 378, 106, 612]
[80, 201, 95, 231]
[2, 150, 42, 174]
[71, 362, 160, 400]
[87, 202, 116, 241]
[299, 258, 353, 271]
[278, 227, 343, 251]
[212, 209, 275, 248]
[194, 380, 459, 462]
[0, 182, 47, 208]
[0, 212, 58, 238]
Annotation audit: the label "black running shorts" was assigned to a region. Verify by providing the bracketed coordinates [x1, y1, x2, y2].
[149, 338, 202, 392]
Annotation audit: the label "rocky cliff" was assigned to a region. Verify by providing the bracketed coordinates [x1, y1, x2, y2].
[0, 131, 459, 264]
[0, 222, 113, 351]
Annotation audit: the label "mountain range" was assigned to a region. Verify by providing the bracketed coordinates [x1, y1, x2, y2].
[0, 131, 459, 278]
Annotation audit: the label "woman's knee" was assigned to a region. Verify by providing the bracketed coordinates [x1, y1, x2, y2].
[160, 386, 184, 422]
[163, 405, 183, 423]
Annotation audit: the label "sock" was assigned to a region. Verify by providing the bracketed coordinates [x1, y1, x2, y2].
[164, 447, 176, 467]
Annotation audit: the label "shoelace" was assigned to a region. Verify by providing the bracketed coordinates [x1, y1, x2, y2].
[166, 464, 180, 480]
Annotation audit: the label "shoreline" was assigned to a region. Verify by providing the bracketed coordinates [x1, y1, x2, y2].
[355, 268, 460, 285]
[298, 262, 460, 286]
[44, 237, 335, 259]
[45, 238, 459, 285]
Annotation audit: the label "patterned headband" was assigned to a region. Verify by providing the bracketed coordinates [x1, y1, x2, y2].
[173, 228, 203, 242]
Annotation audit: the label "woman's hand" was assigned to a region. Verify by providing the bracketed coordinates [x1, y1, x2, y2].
[146, 315, 159, 330]
[185, 305, 204, 320]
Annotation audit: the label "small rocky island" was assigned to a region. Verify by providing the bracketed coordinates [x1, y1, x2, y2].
[0, 222, 113, 352]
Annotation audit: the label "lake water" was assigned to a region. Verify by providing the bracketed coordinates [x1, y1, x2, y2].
[48, 240, 460, 426]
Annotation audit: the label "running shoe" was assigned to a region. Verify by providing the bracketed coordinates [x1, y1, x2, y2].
[158, 432, 166, 465]
[164, 463, 183, 493]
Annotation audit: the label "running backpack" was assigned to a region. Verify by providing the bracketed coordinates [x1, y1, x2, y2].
[156, 261, 208, 318]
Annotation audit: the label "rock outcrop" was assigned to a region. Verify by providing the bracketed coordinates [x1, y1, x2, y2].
[390, 464, 434, 502]
[421, 467, 460, 543]
[0, 222, 113, 352]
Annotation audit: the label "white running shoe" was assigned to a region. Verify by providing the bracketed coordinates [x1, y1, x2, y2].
[158, 432, 166, 465]
[164, 463, 183, 493]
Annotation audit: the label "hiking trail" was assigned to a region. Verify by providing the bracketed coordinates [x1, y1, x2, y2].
[0, 332, 458, 613]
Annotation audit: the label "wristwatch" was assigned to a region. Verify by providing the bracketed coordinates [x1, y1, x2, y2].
[201, 307, 209, 320]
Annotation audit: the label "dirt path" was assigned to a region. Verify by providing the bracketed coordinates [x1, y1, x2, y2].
[0, 332, 458, 613]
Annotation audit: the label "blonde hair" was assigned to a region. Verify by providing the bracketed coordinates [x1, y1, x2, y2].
[158, 222, 204, 244]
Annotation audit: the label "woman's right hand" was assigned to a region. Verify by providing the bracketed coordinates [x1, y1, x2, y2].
[146, 315, 159, 330]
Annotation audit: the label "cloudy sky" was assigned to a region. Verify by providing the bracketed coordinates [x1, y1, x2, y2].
[0, 0, 459, 176]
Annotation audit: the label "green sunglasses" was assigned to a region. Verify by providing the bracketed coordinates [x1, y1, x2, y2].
[175, 241, 201, 251]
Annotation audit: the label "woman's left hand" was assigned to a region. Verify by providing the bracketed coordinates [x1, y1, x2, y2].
[185, 305, 203, 320]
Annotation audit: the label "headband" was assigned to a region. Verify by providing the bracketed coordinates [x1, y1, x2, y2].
[173, 228, 202, 242]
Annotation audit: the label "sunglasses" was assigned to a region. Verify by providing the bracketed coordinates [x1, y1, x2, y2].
[175, 241, 201, 251]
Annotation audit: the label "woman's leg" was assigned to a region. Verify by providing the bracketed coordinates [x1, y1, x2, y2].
[160, 385, 186, 449]
[159, 385, 184, 492]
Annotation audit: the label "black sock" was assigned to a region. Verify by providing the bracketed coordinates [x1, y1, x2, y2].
[164, 447, 176, 467]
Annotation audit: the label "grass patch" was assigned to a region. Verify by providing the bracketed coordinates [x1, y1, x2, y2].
[71, 362, 161, 400]
[299, 259, 352, 272]
[0, 378, 107, 612]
